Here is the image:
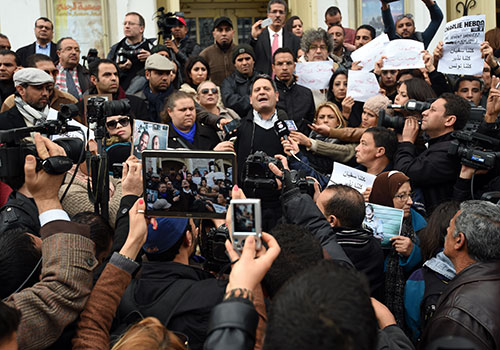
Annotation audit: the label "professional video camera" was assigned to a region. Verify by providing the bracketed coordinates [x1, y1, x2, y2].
[448, 106, 500, 170]
[243, 151, 283, 191]
[155, 7, 185, 41]
[0, 104, 84, 188]
[86, 97, 131, 127]
[199, 224, 231, 273]
[378, 100, 431, 133]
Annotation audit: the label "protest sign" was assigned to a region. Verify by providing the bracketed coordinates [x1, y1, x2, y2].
[382, 39, 425, 70]
[346, 70, 381, 102]
[438, 15, 485, 75]
[296, 61, 334, 90]
[329, 162, 376, 193]
[363, 203, 404, 247]
[351, 33, 389, 72]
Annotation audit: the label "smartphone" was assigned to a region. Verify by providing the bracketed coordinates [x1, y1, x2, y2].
[261, 17, 273, 28]
[223, 119, 241, 135]
[230, 198, 262, 252]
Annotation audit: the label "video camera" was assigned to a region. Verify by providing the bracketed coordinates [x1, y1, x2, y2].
[155, 7, 185, 41]
[0, 104, 84, 188]
[86, 97, 131, 127]
[199, 224, 231, 273]
[378, 100, 431, 133]
[82, 48, 99, 68]
[448, 106, 500, 170]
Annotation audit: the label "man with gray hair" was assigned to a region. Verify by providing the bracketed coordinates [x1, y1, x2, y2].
[420, 200, 500, 349]
[0, 68, 54, 130]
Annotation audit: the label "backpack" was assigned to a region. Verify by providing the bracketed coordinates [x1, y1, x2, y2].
[420, 267, 449, 329]
[0, 192, 40, 235]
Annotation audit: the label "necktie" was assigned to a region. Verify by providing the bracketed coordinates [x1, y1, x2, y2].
[272, 33, 279, 56]
[65, 69, 80, 99]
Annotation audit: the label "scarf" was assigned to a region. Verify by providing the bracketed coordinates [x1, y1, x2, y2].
[143, 83, 172, 122]
[252, 110, 278, 130]
[14, 96, 49, 126]
[173, 123, 196, 144]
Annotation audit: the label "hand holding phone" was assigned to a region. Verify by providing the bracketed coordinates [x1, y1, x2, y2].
[261, 17, 273, 28]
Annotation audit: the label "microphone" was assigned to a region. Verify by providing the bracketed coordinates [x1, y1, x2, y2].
[274, 119, 290, 141]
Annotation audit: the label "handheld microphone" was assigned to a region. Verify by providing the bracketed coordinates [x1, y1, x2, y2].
[274, 119, 290, 141]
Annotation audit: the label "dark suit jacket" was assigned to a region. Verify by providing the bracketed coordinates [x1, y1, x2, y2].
[16, 42, 58, 66]
[249, 28, 300, 76]
[0, 105, 27, 130]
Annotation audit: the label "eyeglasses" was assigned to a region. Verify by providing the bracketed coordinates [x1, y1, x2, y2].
[396, 13, 414, 21]
[393, 191, 414, 202]
[309, 44, 328, 51]
[106, 117, 130, 129]
[200, 88, 218, 94]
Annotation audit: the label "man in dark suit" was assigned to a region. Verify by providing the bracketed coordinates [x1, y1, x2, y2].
[249, 0, 300, 76]
[16, 17, 58, 66]
[0, 68, 54, 130]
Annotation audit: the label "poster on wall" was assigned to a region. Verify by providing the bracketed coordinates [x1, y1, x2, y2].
[54, 0, 106, 62]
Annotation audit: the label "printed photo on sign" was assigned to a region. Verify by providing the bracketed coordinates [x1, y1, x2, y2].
[132, 120, 169, 160]
[363, 203, 404, 247]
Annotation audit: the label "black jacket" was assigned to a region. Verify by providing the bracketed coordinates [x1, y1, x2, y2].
[275, 77, 315, 134]
[173, 37, 201, 80]
[167, 121, 220, 151]
[420, 261, 500, 350]
[221, 70, 257, 118]
[393, 133, 460, 213]
[0, 105, 28, 130]
[16, 41, 58, 66]
[116, 261, 226, 350]
[249, 28, 300, 76]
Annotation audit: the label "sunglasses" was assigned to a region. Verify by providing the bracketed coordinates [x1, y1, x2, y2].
[106, 117, 130, 129]
[396, 13, 414, 21]
[200, 88, 218, 94]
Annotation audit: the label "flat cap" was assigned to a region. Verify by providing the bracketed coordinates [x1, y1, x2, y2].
[145, 53, 174, 71]
[13, 68, 54, 87]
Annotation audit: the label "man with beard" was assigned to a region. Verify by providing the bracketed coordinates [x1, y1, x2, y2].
[0, 68, 54, 130]
[200, 17, 236, 86]
[381, 0, 443, 49]
[328, 24, 352, 70]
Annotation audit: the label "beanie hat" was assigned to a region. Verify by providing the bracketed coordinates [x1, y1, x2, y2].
[369, 171, 410, 207]
[363, 94, 391, 116]
[232, 44, 255, 63]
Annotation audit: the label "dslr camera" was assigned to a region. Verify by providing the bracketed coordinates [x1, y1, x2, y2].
[0, 104, 84, 189]
[87, 97, 131, 126]
[115, 48, 143, 65]
[243, 151, 283, 191]
[199, 224, 231, 273]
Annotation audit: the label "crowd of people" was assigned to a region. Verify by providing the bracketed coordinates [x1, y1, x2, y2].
[1, 0, 500, 349]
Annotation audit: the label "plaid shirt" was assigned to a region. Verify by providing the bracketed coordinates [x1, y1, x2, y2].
[55, 63, 83, 98]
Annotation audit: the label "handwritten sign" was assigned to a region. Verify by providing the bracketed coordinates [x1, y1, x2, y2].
[329, 162, 376, 193]
[438, 15, 485, 76]
[346, 70, 380, 102]
[351, 33, 389, 72]
[382, 39, 425, 70]
[296, 61, 334, 90]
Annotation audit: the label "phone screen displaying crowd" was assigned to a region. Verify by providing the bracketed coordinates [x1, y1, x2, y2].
[142, 150, 236, 219]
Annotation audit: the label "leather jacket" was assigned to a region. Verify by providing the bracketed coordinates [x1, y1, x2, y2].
[419, 261, 500, 350]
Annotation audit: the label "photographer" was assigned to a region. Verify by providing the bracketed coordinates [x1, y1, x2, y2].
[394, 93, 470, 213]
[453, 76, 500, 201]
[107, 12, 154, 91]
[2, 133, 96, 350]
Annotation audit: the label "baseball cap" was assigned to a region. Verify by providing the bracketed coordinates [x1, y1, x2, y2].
[143, 217, 189, 254]
[13, 68, 54, 87]
[176, 16, 187, 26]
[213, 17, 233, 30]
[145, 53, 174, 71]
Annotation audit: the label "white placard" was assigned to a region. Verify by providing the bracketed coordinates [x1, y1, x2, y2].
[296, 61, 334, 90]
[346, 70, 381, 102]
[382, 39, 425, 70]
[438, 15, 485, 76]
[351, 33, 390, 72]
[329, 162, 376, 193]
